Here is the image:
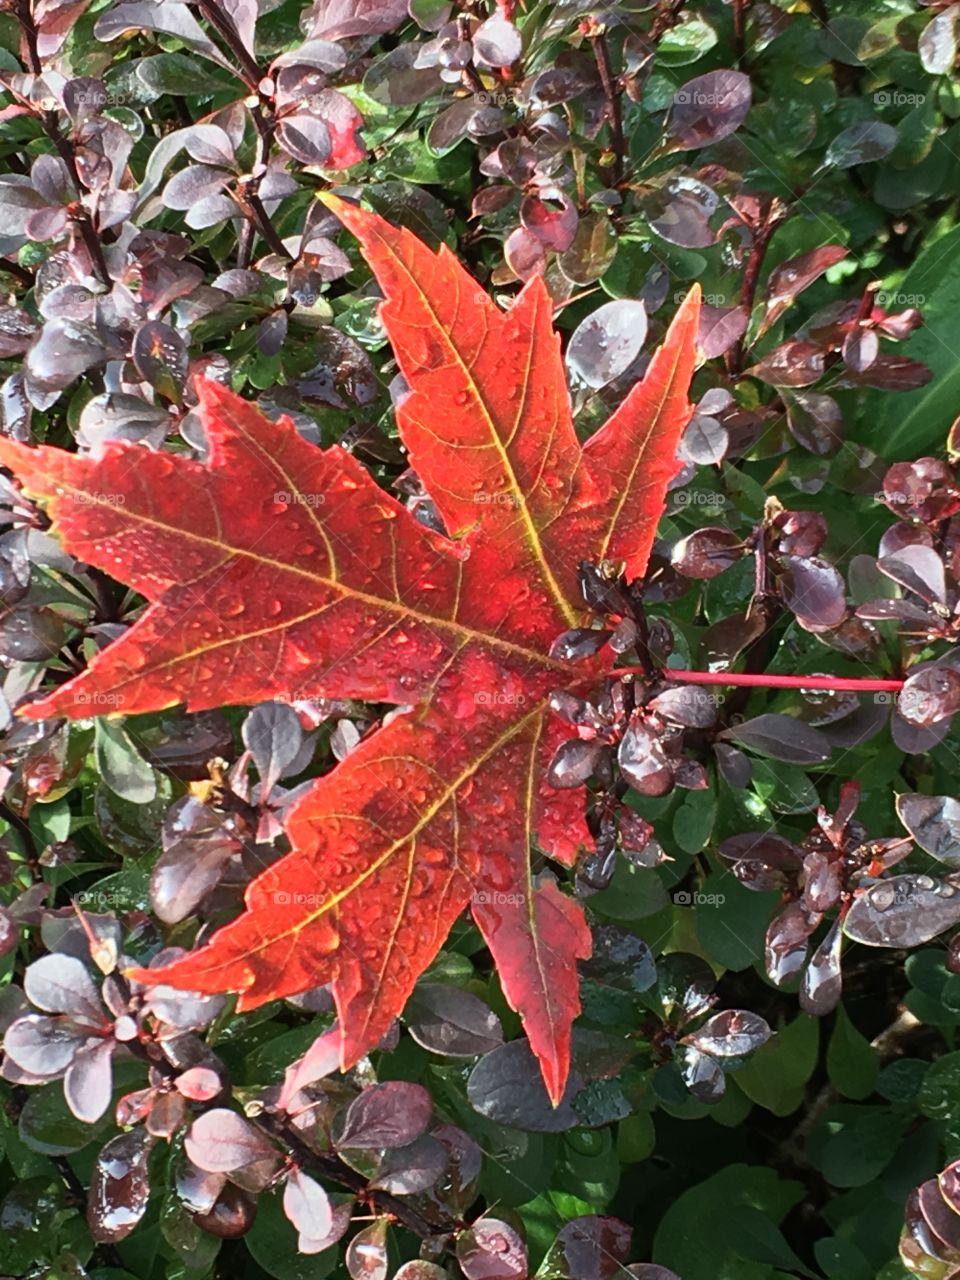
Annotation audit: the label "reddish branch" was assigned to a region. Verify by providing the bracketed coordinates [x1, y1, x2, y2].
[113, 982, 448, 1241]
[193, 0, 261, 88]
[588, 24, 625, 186]
[186, 3, 293, 267]
[726, 195, 790, 376]
[252, 1109, 449, 1239]
[732, 0, 747, 62]
[627, 668, 904, 694]
[14, 0, 111, 285]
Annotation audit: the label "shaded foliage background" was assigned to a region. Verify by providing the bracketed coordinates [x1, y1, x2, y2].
[3, 0, 960, 1278]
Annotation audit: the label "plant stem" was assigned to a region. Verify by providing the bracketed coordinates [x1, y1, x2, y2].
[856, 279, 880, 321]
[253, 1109, 449, 1239]
[0, 258, 33, 287]
[725, 196, 789, 376]
[193, 0, 261, 88]
[589, 26, 625, 186]
[623, 668, 904, 693]
[0, 800, 40, 867]
[239, 183, 294, 262]
[732, 0, 747, 62]
[182, 9, 291, 270]
[115, 1018, 454, 1242]
[15, 0, 111, 285]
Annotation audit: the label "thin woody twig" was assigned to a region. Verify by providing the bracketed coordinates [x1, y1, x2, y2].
[619, 668, 904, 693]
[15, 0, 111, 285]
[193, 0, 261, 88]
[726, 196, 790, 376]
[589, 26, 625, 186]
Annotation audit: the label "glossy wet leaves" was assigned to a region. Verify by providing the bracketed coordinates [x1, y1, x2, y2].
[185, 1109, 279, 1173]
[844, 876, 960, 948]
[404, 984, 504, 1057]
[3, 3, 960, 1276]
[721, 714, 832, 765]
[566, 300, 648, 389]
[898, 794, 960, 866]
[457, 1217, 527, 1279]
[538, 1216, 631, 1280]
[336, 1081, 432, 1150]
[88, 1129, 152, 1243]
[665, 71, 752, 152]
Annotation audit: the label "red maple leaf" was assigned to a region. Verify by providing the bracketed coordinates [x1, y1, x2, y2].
[0, 198, 700, 1103]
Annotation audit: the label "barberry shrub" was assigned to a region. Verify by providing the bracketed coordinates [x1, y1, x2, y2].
[2, 3, 960, 1279]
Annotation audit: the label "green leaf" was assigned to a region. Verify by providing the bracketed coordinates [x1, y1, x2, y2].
[653, 1164, 809, 1280]
[809, 1104, 908, 1188]
[0, 1179, 76, 1273]
[710, 1078, 754, 1127]
[814, 1236, 873, 1280]
[749, 759, 820, 816]
[877, 1058, 929, 1104]
[616, 1111, 655, 1163]
[673, 788, 716, 854]
[918, 1049, 960, 1120]
[588, 858, 669, 921]
[827, 1008, 879, 1100]
[734, 1015, 819, 1115]
[861, 223, 960, 456]
[479, 1132, 559, 1209]
[135, 52, 237, 96]
[656, 17, 718, 65]
[19, 1082, 112, 1156]
[245, 1190, 337, 1280]
[29, 796, 71, 845]
[94, 719, 157, 804]
[695, 872, 778, 971]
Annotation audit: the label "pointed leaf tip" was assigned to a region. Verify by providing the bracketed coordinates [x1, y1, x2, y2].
[317, 190, 360, 228]
[1, 209, 620, 1102]
[675, 281, 703, 332]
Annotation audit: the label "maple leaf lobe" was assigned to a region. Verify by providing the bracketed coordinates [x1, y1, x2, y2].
[0, 205, 700, 1105]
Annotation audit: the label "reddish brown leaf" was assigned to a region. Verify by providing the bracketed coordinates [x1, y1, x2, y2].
[0, 202, 700, 1103]
[759, 245, 849, 338]
[557, 286, 701, 582]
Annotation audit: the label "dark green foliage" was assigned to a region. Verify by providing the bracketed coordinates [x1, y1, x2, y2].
[2, 1, 960, 1278]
